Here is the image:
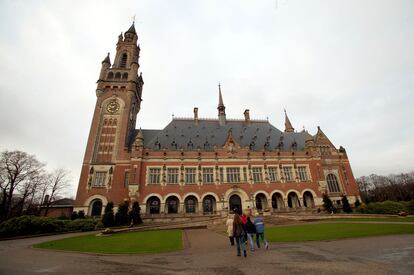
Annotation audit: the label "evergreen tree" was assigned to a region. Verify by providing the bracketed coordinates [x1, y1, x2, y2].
[129, 201, 142, 225]
[322, 193, 335, 213]
[102, 201, 114, 227]
[341, 195, 352, 213]
[115, 201, 129, 226]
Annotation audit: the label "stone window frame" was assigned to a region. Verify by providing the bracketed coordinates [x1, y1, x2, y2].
[226, 167, 241, 183]
[93, 171, 107, 187]
[166, 166, 180, 184]
[297, 165, 310, 182]
[147, 167, 162, 185]
[282, 166, 295, 182]
[252, 166, 264, 183]
[184, 167, 197, 185]
[202, 167, 214, 185]
[268, 166, 279, 182]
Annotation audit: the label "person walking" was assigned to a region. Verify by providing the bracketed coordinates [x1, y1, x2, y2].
[233, 213, 247, 257]
[241, 213, 247, 224]
[253, 213, 269, 249]
[245, 216, 256, 251]
[226, 214, 234, 246]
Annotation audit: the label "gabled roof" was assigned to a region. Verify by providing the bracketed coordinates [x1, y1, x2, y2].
[130, 119, 309, 151]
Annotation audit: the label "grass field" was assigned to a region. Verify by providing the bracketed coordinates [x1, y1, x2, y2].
[266, 223, 414, 242]
[322, 217, 414, 223]
[34, 229, 182, 254]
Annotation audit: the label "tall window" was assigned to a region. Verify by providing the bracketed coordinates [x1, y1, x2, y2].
[120, 53, 127, 68]
[226, 168, 240, 183]
[185, 168, 196, 184]
[124, 171, 129, 188]
[298, 166, 308, 181]
[219, 167, 224, 183]
[268, 167, 278, 182]
[202, 168, 214, 184]
[252, 167, 263, 183]
[243, 167, 247, 182]
[327, 174, 341, 193]
[93, 172, 106, 187]
[149, 168, 161, 184]
[283, 167, 294, 181]
[167, 168, 179, 184]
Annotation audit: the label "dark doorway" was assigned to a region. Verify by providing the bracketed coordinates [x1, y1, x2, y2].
[229, 194, 242, 214]
[147, 196, 160, 214]
[166, 196, 179, 214]
[203, 195, 216, 214]
[91, 200, 102, 216]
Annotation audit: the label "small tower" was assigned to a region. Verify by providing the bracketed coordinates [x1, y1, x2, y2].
[284, 109, 295, 133]
[217, 84, 226, 126]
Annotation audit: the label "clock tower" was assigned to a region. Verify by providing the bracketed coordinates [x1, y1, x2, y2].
[84, 23, 144, 164]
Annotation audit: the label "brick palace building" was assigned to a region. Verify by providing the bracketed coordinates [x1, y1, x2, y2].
[74, 23, 360, 217]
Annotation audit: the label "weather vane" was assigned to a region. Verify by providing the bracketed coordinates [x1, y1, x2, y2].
[131, 14, 136, 24]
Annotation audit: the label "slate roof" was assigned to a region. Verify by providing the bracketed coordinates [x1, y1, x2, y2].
[130, 119, 310, 151]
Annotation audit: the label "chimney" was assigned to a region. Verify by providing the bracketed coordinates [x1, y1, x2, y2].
[193, 107, 199, 125]
[244, 109, 250, 125]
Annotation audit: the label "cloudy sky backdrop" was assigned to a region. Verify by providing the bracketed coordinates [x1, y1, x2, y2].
[1, 0, 413, 196]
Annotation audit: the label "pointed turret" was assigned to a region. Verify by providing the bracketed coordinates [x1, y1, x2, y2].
[284, 109, 294, 133]
[125, 22, 137, 35]
[217, 83, 226, 126]
[102, 52, 111, 64]
[134, 128, 144, 149]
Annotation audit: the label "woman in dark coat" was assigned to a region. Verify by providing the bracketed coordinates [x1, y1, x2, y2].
[233, 213, 247, 257]
[245, 216, 256, 251]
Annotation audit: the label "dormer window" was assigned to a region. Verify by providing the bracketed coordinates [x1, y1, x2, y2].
[154, 139, 161, 150]
[204, 140, 210, 150]
[249, 141, 255, 150]
[171, 140, 177, 149]
[120, 53, 128, 68]
[187, 139, 194, 150]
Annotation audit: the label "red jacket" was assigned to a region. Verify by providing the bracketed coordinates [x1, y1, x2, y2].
[241, 214, 247, 224]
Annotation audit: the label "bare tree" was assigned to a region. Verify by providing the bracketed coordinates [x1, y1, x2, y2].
[0, 151, 44, 220]
[43, 168, 70, 216]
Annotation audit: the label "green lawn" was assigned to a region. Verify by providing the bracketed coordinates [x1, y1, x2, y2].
[34, 229, 182, 254]
[266, 223, 414, 242]
[321, 217, 414, 223]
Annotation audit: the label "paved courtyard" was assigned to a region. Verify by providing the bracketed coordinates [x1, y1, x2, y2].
[0, 229, 413, 274]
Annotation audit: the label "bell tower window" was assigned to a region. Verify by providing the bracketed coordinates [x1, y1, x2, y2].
[120, 53, 128, 68]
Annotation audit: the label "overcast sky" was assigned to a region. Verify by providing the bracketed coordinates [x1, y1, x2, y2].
[0, 0, 413, 196]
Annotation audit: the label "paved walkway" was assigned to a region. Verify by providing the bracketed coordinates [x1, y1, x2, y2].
[0, 229, 413, 274]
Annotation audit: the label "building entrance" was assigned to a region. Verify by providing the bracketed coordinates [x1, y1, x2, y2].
[229, 194, 242, 214]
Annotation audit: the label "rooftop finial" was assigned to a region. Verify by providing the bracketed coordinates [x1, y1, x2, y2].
[217, 82, 226, 126]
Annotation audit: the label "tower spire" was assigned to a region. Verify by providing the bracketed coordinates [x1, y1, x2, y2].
[284, 109, 294, 132]
[217, 83, 226, 126]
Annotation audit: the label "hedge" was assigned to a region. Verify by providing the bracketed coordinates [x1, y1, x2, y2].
[0, 216, 99, 238]
[357, 200, 414, 215]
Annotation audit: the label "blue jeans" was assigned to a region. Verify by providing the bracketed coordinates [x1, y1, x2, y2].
[247, 233, 255, 251]
[256, 232, 268, 248]
[235, 236, 246, 255]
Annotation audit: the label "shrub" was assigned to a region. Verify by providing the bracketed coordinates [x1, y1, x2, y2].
[115, 201, 129, 226]
[78, 210, 85, 219]
[71, 211, 79, 220]
[0, 216, 66, 237]
[362, 201, 406, 214]
[341, 195, 352, 213]
[65, 219, 96, 232]
[95, 221, 105, 230]
[102, 202, 114, 227]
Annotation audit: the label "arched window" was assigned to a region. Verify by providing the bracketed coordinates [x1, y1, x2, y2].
[185, 196, 197, 213]
[115, 72, 121, 79]
[107, 72, 114, 79]
[166, 196, 179, 214]
[120, 53, 127, 68]
[122, 72, 128, 79]
[327, 174, 340, 193]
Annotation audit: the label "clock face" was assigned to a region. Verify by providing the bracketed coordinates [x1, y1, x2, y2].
[106, 101, 120, 114]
